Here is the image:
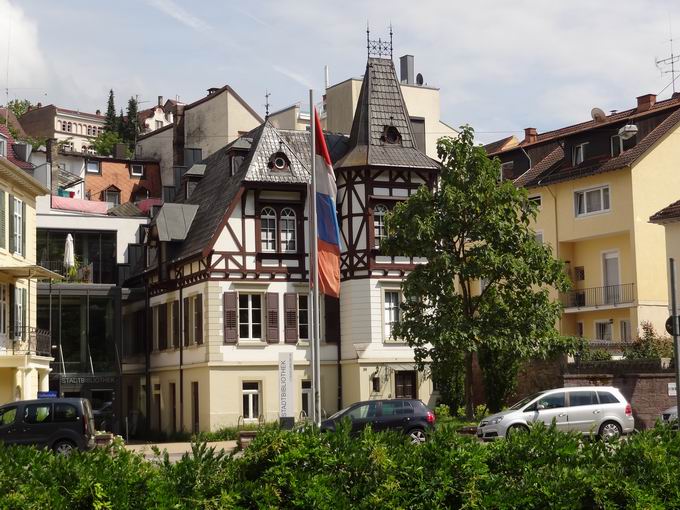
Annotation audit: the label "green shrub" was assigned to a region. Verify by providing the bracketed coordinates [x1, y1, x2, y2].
[3, 423, 680, 507]
[434, 403, 450, 419]
[624, 321, 674, 360]
[579, 347, 612, 361]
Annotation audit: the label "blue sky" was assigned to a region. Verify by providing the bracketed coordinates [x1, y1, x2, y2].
[2, 0, 680, 143]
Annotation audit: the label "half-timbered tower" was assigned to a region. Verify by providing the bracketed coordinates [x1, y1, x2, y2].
[334, 55, 439, 406]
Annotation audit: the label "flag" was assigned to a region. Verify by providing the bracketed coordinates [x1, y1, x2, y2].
[313, 107, 341, 298]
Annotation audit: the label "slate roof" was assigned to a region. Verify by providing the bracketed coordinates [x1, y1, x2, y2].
[185, 163, 206, 177]
[514, 107, 680, 188]
[650, 199, 680, 223]
[152, 203, 199, 241]
[107, 202, 145, 217]
[335, 57, 439, 170]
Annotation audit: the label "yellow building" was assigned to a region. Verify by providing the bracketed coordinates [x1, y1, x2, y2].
[651, 199, 680, 310]
[489, 94, 680, 345]
[0, 126, 61, 403]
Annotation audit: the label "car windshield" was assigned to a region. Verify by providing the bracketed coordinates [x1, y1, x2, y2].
[329, 406, 350, 420]
[509, 391, 545, 410]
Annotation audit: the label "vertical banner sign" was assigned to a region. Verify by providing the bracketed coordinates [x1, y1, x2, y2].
[279, 352, 294, 418]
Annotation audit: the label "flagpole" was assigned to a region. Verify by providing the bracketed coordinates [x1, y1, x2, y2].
[309, 89, 322, 426]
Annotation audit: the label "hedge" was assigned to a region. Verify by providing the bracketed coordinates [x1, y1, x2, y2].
[1, 422, 680, 509]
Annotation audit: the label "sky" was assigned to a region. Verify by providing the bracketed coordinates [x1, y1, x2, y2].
[2, 0, 680, 143]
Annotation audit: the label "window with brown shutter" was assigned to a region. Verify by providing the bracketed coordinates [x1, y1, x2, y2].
[266, 292, 279, 343]
[284, 293, 298, 343]
[172, 301, 179, 348]
[194, 294, 203, 344]
[183, 296, 190, 346]
[158, 303, 168, 350]
[223, 292, 238, 344]
[324, 295, 340, 343]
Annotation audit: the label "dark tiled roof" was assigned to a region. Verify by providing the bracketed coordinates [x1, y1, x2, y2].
[0, 125, 33, 170]
[651, 199, 680, 223]
[152, 203, 199, 241]
[335, 57, 439, 170]
[107, 202, 145, 217]
[515, 107, 680, 188]
[171, 140, 248, 262]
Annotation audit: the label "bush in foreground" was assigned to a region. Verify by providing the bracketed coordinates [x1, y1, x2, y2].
[1, 423, 680, 508]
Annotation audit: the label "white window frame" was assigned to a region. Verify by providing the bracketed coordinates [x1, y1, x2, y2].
[383, 289, 401, 341]
[260, 207, 277, 253]
[0, 135, 6, 158]
[242, 381, 261, 421]
[298, 294, 309, 340]
[595, 320, 612, 341]
[238, 293, 263, 341]
[86, 160, 100, 174]
[620, 320, 631, 342]
[574, 185, 610, 217]
[610, 135, 623, 157]
[131, 164, 144, 177]
[105, 189, 120, 206]
[13, 197, 22, 256]
[572, 143, 588, 165]
[280, 207, 296, 252]
[374, 204, 388, 248]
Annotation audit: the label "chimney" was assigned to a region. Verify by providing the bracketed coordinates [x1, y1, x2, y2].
[113, 143, 128, 159]
[36, 102, 42, 108]
[400, 55, 415, 85]
[96, 109, 101, 116]
[158, 95, 163, 106]
[46, 138, 60, 196]
[207, 87, 219, 95]
[524, 127, 538, 144]
[636, 94, 656, 112]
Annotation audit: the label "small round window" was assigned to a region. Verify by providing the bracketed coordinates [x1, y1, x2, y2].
[274, 156, 287, 169]
[382, 125, 401, 145]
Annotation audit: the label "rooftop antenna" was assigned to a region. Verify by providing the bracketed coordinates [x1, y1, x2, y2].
[264, 90, 271, 118]
[656, 17, 680, 94]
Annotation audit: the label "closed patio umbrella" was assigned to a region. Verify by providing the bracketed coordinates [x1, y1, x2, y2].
[63, 234, 75, 272]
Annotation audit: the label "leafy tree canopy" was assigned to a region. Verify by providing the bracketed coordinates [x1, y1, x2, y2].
[382, 126, 578, 414]
[7, 99, 32, 118]
[104, 89, 118, 133]
[91, 130, 123, 157]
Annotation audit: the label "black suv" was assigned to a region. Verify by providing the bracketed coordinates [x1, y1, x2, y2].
[320, 399, 435, 443]
[0, 398, 96, 454]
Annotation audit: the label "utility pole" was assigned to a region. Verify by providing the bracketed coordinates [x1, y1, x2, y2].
[670, 259, 680, 417]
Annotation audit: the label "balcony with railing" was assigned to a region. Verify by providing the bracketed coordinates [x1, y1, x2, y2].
[0, 327, 52, 357]
[560, 283, 636, 311]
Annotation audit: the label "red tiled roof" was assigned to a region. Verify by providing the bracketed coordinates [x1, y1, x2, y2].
[650, 199, 680, 223]
[513, 102, 680, 188]
[483, 135, 518, 155]
[0, 108, 27, 138]
[0, 124, 33, 170]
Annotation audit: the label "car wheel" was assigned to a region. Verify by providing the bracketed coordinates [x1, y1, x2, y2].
[408, 428, 426, 444]
[506, 424, 529, 439]
[53, 440, 76, 455]
[599, 421, 622, 441]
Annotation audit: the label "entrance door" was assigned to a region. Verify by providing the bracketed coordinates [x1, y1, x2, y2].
[191, 382, 199, 434]
[395, 371, 417, 399]
[603, 253, 620, 304]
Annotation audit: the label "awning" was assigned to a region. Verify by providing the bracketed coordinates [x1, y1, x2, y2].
[0, 265, 64, 280]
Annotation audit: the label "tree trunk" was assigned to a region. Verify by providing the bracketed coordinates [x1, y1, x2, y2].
[465, 352, 474, 420]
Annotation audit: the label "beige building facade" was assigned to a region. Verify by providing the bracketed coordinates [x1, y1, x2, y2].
[19, 105, 105, 153]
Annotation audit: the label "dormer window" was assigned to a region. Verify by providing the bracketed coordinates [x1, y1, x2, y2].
[572, 143, 588, 166]
[381, 125, 402, 145]
[268, 152, 290, 172]
[104, 186, 121, 206]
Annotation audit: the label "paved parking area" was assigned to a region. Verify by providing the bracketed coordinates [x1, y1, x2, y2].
[125, 440, 239, 462]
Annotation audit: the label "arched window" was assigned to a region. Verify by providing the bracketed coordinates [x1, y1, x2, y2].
[67, 122, 72, 133]
[374, 204, 388, 248]
[261, 207, 277, 252]
[87, 126, 92, 136]
[280, 208, 296, 252]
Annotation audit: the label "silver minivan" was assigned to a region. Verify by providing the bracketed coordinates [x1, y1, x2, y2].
[477, 386, 634, 440]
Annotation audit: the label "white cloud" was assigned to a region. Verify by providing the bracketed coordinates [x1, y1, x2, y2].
[0, 0, 48, 103]
[144, 0, 212, 32]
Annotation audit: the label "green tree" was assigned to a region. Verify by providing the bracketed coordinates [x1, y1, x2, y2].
[382, 126, 577, 415]
[104, 89, 117, 133]
[91, 131, 123, 157]
[7, 99, 32, 118]
[121, 96, 139, 147]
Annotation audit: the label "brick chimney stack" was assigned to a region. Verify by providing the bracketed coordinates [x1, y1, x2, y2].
[524, 127, 538, 144]
[158, 96, 163, 106]
[46, 138, 60, 196]
[636, 94, 656, 112]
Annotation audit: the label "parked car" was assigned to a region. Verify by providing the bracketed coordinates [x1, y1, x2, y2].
[0, 398, 96, 454]
[320, 399, 435, 443]
[660, 405, 678, 427]
[477, 386, 634, 440]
